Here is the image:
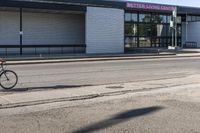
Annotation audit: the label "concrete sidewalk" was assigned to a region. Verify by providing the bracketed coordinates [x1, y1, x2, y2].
[4, 52, 200, 65]
[1, 47, 200, 65]
[4, 53, 173, 65]
[0, 74, 199, 109]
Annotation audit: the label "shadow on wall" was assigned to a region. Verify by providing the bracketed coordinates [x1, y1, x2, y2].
[72, 106, 164, 133]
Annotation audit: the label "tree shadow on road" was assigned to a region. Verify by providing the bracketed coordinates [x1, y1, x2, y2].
[71, 106, 164, 133]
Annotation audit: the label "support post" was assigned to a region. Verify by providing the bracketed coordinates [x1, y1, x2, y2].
[174, 7, 177, 47]
[20, 8, 23, 55]
[186, 13, 188, 42]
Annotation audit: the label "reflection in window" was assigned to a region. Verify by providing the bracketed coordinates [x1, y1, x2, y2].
[124, 12, 181, 48]
[156, 24, 167, 37]
[138, 24, 151, 36]
[166, 38, 172, 46]
[125, 24, 137, 36]
[187, 15, 200, 22]
[125, 13, 131, 22]
[160, 15, 167, 23]
[167, 15, 172, 23]
[187, 16, 192, 22]
[197, 16, 200, 21]
[125, 37, 138, 48]
[139, 14, 151, 23]
[139, 37, 151, 47]
[152, 37, 160, 47]
[125, 13, 138, 22]
[166, 25, 172, 36]
[132, 13, 138, 22]
[178, 37, 182, 47]
[152, 14, 165, 23]
[177, 25, 182, 37]
[160, 38, 167, 47]
[177, 16, 182, 23]
[152, 38, 168, 47]
[192, 16, 196, 21]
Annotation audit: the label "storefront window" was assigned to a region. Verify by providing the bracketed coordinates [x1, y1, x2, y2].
[160, 15, 167, 23]
[177, 16, 182, 23]
[166, 25, 172, 37]
[152, 14, 159, 23]
[177, 25, 182, 37]
[156, 24, 167, 37]
[138, 24, 151, 36]
[187, 15, 200, 22]
[197, 16, 200, 21]
[139, 37, 151, 47]
[160, 38, 167, 47]
[166, 38, 172, 46]
[187, 16, 192, 22]
[167, 15, 172, 23]
[125, 37, 138, 48]
[125, 23, 137, 36]
[125, 13, 131, 22]
[152, 14, 167, 23]
[125, 12, 181, 49]
[152, 37, 160, 47]
[132, 13, 138, 22]
[139, 13, 151, 23]
[191, 16, 196, 21]
[178, 37, 182, 46]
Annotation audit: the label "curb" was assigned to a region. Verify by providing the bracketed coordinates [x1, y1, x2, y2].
[4, 53, 171, 61]
[5, 54, 200, 65]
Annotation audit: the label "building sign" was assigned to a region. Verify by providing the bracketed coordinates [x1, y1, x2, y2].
[126, 2, 176, 11]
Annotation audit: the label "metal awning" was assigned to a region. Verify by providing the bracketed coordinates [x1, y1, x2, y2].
[1, 0, 200, 15]
[0, 0, 87, 11]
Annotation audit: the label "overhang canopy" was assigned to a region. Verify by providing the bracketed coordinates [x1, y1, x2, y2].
[1, 0, 200, 15]
[0, 0, 87, 11]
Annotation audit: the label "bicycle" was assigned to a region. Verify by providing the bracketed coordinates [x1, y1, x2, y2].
[0, 59, 18, 90]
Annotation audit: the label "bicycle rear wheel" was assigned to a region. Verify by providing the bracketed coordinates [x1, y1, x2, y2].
[0, 70, 18, 90]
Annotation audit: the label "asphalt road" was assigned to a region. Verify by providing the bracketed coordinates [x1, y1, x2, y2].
[0, 80, 200, 133]
[0, 57, 200, 133]
[2, 56, 200, 91]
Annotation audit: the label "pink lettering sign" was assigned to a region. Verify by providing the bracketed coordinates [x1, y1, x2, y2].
[127, 2, 176, 11]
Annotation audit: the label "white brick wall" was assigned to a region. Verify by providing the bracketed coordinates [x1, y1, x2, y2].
[86, 7, 124, 54]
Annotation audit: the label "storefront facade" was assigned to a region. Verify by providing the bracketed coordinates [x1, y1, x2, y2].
[124, 11, 182, 49]
[0, 0, 200, 55]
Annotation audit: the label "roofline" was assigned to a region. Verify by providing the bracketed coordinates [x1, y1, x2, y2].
[1, 0, 200, 15]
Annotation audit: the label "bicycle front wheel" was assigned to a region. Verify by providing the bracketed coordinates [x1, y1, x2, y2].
[0, 70, 18, 90]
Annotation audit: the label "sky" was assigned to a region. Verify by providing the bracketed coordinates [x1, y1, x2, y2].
[129, 0, 200, 7]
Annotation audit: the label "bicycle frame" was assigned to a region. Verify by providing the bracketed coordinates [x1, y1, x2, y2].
[0, 62, 5, 74]
[0, 62, 8, 79]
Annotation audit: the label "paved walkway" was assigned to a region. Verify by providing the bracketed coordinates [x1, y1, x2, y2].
[4, 53, 200, 65]
[1, 48, 199, 65]
[4, 53, 173, 65]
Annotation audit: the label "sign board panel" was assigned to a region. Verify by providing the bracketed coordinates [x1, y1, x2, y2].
[126, 2, 176, 11]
